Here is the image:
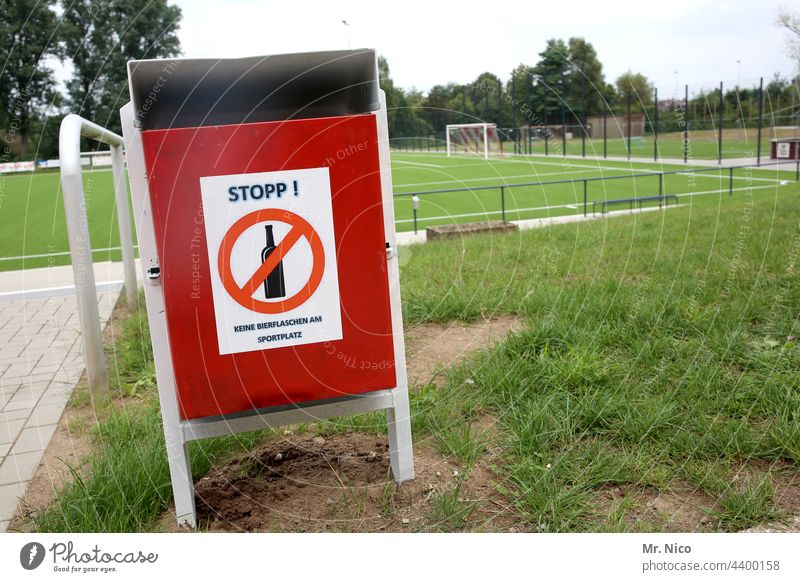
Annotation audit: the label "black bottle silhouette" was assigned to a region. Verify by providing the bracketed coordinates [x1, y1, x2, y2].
[261, 224, 286, 299]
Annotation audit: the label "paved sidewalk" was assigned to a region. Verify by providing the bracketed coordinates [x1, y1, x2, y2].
[0, 261, 135, 532]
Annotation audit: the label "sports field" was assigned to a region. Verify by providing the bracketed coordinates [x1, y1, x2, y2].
[523, 128, 791, 160]
[0, 153, 796, 272]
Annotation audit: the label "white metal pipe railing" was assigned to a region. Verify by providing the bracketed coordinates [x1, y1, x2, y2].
[59, 113, 138, 403]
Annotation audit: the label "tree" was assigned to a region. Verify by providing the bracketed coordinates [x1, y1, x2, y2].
[566, 38, 611, 117]
[61, 0, 182, 134]
[531, 39, 570, 122]
[379, 56, 429, 138]
[615, 71, 654, 112]
[0, 0, 60, 158]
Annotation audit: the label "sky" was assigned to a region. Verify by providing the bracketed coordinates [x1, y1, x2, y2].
[167, 0, 798, 96]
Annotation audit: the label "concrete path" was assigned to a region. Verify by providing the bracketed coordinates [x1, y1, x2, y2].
[0, 261, 134, 532]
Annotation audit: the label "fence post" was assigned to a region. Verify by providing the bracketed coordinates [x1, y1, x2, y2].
[603, 98, 607, 159]
[654, 87, 659, 162]
[684, 84, 689, 164]
[729, 167, 733, 196]
[718, 81, 724, 165]
[659, 173, 663, 207]
[544, 89, 549, 157]
[501, 186, 506, 222]
[412, 195, 420, 234]
[560, 69, 566, 156]
[627, 90, 632, 160]
[757, 77, 764, 166]
[583, 180, 587, 217]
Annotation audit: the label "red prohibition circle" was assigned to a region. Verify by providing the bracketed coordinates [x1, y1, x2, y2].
[217, 209, 325, 314]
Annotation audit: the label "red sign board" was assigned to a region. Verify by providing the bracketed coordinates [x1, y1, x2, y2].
[140, 114, 396, 420]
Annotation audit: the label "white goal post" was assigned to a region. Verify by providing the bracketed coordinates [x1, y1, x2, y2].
[446, 123, 501, 159]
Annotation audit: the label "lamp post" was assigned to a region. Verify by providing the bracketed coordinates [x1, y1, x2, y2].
[341, 20, 351, 49]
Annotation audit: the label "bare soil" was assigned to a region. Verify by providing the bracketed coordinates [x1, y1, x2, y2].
[157, 432, 526, 533]
[405, 315, 523, 386]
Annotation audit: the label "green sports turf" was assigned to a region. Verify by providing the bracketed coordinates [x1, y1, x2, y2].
[0, 153, 795, 272]
[391, 152, 796, 231]
[520, 133, 774, 160]
[396, 128, 790, 160]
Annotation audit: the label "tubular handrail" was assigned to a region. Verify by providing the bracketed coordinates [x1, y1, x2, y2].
[59, 113, 138, 405]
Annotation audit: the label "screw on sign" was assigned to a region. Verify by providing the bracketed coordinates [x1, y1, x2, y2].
[218, 208, 325, 314]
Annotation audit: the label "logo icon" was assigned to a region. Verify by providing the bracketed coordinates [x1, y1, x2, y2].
[20, 542, 46, 570]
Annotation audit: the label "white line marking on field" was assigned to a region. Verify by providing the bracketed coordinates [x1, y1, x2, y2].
[0, 245, 138, 262]
[393, 159, 444, 168]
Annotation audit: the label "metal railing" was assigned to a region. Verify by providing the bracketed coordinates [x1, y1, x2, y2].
[395, 159, 800, 234]
[59, 114, 138, 405]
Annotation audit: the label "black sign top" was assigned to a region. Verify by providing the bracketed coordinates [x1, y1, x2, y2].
[128, 49, 379, 131]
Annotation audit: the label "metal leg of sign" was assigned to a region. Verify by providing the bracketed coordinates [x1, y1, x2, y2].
[120, 103, 198, 528]
[375, 87, 415, 484]
[387, 388, 414, 482]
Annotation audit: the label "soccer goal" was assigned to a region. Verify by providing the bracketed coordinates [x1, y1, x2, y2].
[446, 123, 502, 159]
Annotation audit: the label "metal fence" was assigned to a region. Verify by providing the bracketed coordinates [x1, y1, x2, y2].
[391, 76, 800, 164]
[395, 159, 800, 234]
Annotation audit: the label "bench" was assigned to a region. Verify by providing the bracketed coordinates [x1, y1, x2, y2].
[592, 194, 678, 215]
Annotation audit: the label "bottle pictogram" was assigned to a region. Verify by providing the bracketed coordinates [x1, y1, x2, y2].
[261, 224, 286, 299]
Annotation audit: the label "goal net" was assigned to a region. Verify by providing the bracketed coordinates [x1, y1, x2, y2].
[446, 123, 503, 159]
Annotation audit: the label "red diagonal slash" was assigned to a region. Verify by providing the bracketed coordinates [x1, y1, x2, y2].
[217, 209, 326, 315]
[239, 224, 305, 298]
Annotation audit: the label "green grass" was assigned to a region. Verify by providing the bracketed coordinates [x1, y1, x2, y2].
[391, 153, 795, 232]
[1, 150, 795, 270]
[20, 147, 800, 533]
[395, 128, 797, 160]
[522, 129, 777, 160]
[393, 180, 800, 531]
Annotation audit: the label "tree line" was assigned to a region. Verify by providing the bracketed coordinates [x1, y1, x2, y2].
[0, 0, 181, 161]
[381, 38, 799, 138]
[2, 7, 797, 162]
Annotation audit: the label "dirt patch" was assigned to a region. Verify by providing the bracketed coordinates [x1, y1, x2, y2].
[157, 432, 526, 533]
[603, 485, 717, 532]
[739, 459, 800, 533]
[405, 315, 522, 386]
